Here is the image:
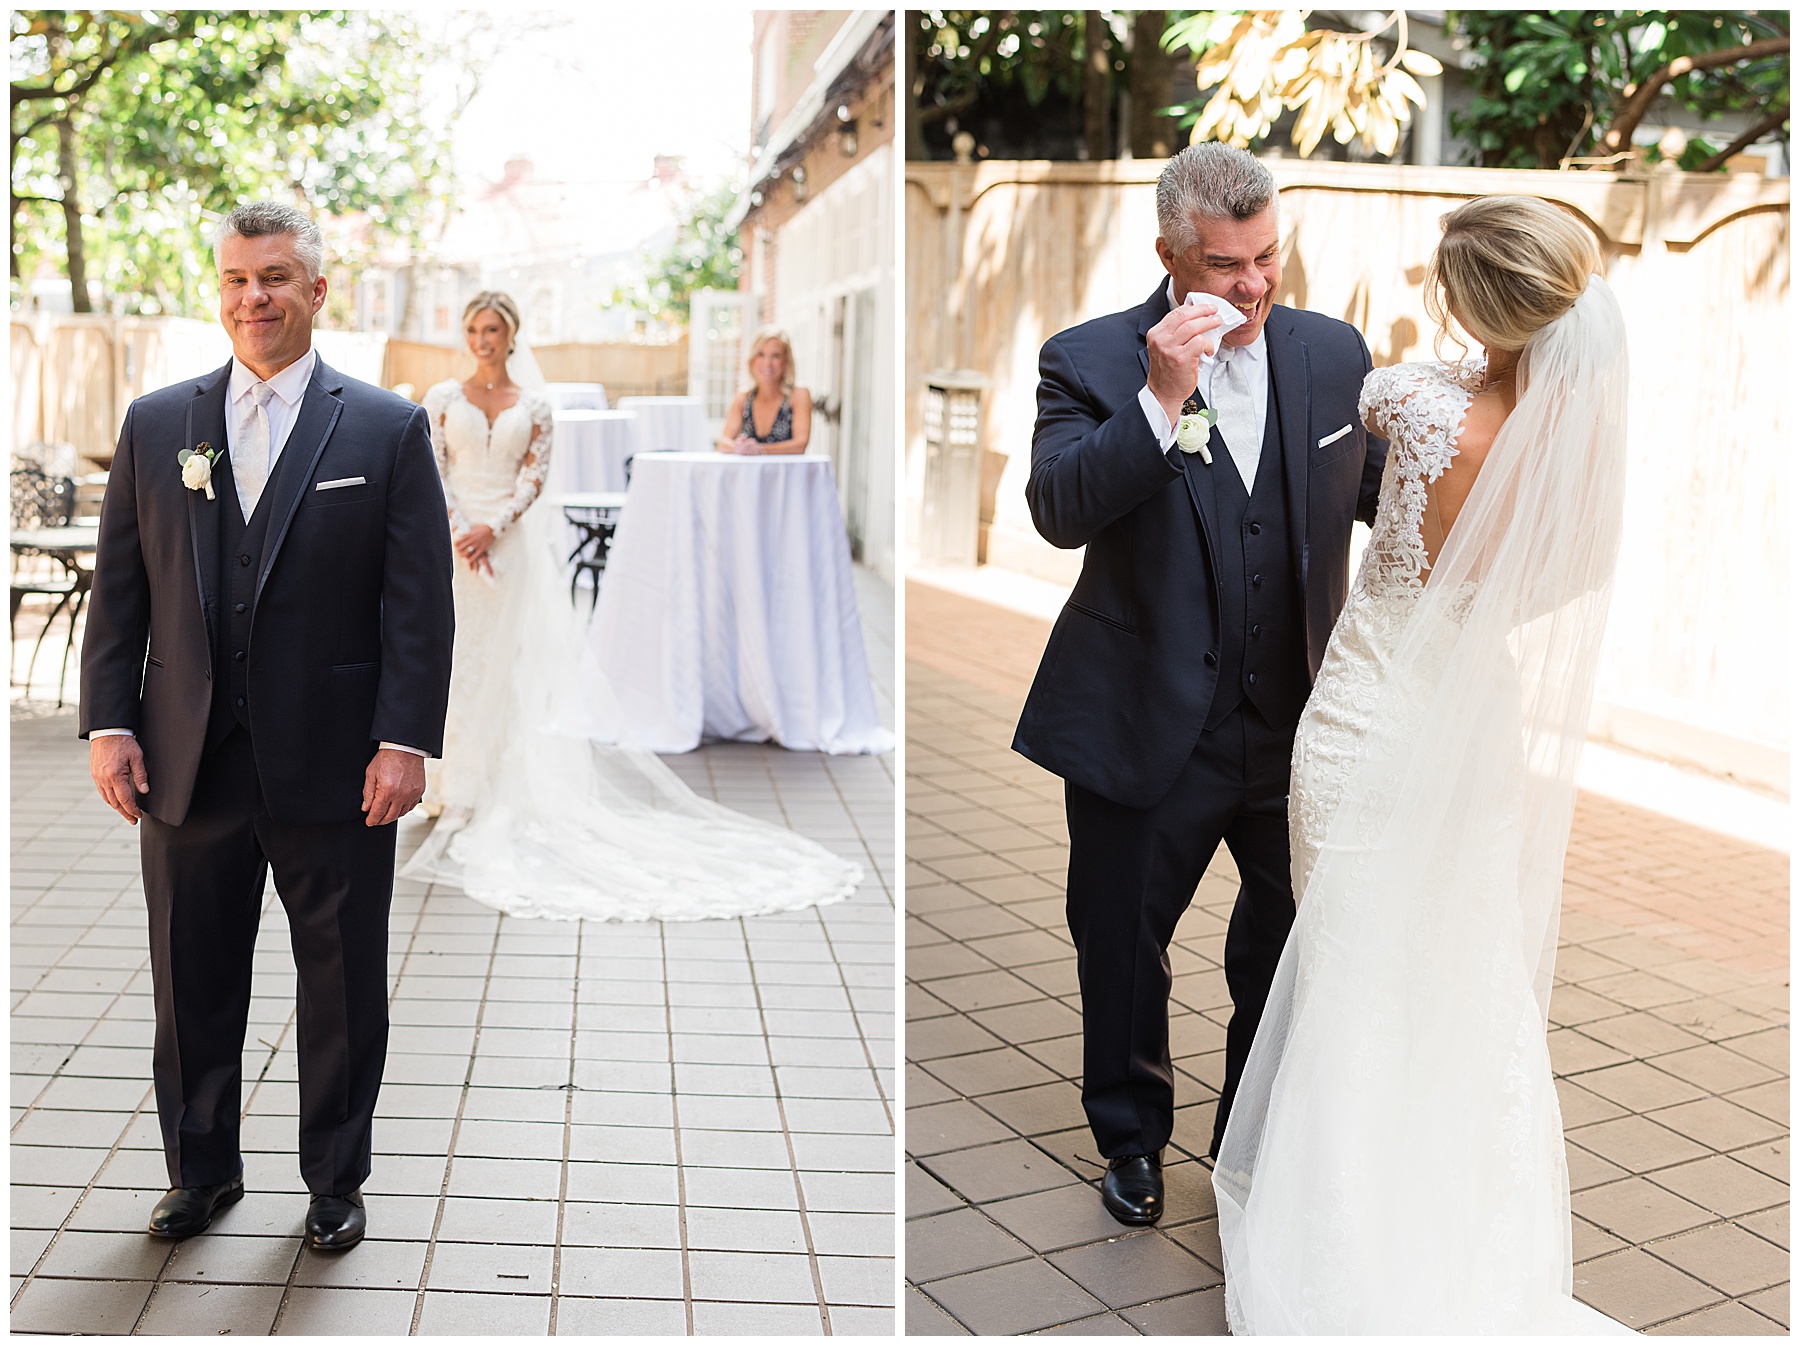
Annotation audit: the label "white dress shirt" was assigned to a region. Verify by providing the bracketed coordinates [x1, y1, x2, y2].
[226, 348, 316, 520]
[1138, 278, 1271, 492]
[94, 347, 426, 758]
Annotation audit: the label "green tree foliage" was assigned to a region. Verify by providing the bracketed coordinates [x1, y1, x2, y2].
[10, 9, 454, 315]
[610, 178, 743, 330]
[908, 11, 1110, 159]
[1445, 10, 1789, 170]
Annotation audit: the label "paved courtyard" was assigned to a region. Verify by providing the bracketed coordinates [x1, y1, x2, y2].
[9, 572, 896, 1336]
[903, 579, 1788, 1337]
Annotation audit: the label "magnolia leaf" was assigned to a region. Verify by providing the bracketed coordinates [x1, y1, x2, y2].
[1398, 48, 1442, 77]
[1388, 69, 1427, 109]
[178, 449, 193, 464]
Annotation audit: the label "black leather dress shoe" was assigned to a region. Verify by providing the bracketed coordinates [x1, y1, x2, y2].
[305, 1191, 366, 1250]
[1101, 1152, 1164, 1226]
[147, 1173, 245, 1238]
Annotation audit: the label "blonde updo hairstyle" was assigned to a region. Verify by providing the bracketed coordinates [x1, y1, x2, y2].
[461, 290, 522, 355]
[744, 326, 796, 395]
[1425, 196, 1602, 362]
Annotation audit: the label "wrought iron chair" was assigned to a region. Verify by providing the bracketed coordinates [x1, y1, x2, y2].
[562, 495, 626, 612]
[11, 461, 89, 706]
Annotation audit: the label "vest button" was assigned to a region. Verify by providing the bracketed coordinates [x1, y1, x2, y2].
[1251, 573, 1263, 586]
[238, 553, 252, 566]
[235, 603, 246, 613]
[1248, 522, 1262, 535]
[234, 651, 245, 662]
[1204, 651, 1218, 668]
[1248, 672, 1259, 685]
[234, 697, 245, 707]
[1252, 624, 1262, 636]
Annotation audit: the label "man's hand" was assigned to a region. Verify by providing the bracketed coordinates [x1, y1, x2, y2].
[362, 748, 426, 827]
[1145, 301, 1224, 424]
[91, 735, 150, 824]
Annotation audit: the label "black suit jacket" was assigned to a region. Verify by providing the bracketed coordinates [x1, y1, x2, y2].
[1012, 284, 1387, 809]
[80, 356, 455, 827]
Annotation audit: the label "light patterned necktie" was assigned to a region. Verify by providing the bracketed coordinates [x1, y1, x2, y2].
[236, 383, 274, 520]
[1210, 342, 1260, 494]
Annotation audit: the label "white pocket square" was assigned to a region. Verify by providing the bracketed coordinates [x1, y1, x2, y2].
[315, 476, 367, 491]
[1318, 424, 1353, 449]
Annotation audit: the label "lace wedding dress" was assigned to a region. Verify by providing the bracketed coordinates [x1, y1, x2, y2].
[1214, 278, 1634, 1334]
[401, 378, 861, 922]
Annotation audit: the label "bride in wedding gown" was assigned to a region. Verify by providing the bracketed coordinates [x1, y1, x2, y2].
[401, 291, 860, 921]
[1214, 198, 1634, 1334]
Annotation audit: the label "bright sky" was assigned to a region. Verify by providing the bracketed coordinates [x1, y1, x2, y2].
[444, 8, 755, 188]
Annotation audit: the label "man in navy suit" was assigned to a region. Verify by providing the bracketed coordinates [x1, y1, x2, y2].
[81, 202, 455, 1250]
[1013, 144, 1386, 1225]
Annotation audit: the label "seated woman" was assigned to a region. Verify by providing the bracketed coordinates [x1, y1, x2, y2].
[717, 327, 812, 454]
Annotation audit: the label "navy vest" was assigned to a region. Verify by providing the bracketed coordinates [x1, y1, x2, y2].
[1205, 378, 1310, 731]
[203, 438, 295, 755]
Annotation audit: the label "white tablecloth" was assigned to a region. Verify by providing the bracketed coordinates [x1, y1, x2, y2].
[548, 409, 639, 495]
[546, 382, 608, 411]
[615, 395, 709, 453]
[586, 453, 893, 755]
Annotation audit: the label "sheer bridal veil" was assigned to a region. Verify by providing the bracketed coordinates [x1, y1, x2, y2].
[401, 337, 862, 921]
[1215, 275, 1630, 1333]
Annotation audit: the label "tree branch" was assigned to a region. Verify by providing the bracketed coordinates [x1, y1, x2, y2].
[1694, 102, 1790, 172]
[914, 90, 980, 127]
[12, 56, 116, 108]
[1602, 36, 1791, 151]
[12, 105, 65, 145]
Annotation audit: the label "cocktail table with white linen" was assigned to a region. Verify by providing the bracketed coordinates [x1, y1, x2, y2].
[614, 394, 708, 453]
[548, 409, 638, 495]
[584, 452, 893, 755]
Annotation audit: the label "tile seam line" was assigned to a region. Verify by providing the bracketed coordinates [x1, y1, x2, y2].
[817, 762, 896, 1135]
[738, 914, 835, 1336]
[660, 922, 697, 1337]
[545, 915, 583, 1335]
[408, 905, 504, 1335]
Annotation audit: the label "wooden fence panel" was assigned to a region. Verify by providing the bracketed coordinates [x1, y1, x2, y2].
[382, 339, 688, 401]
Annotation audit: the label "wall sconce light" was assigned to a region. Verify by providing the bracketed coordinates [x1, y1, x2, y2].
[838, 120, 859, 158]
[791, 165, 807, 203]
[749, 189, 765, 208]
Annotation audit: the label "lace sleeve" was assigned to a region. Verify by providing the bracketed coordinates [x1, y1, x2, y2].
[422, 381, 474, 535]
[488, 392, 553, 538]
[1358, 363, 1472, 484]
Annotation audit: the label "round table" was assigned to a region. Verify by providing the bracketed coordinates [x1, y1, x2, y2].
[546, 382, 608, 411]
[11, 522, 100, 706]
[550, 409, 639, 494]
[584, 453, 893, 755]
[615, 395, 708, 454]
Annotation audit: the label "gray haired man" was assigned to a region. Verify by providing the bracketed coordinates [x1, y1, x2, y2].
[81, 200, 455, 1249]
[1012, 144, 1388, 1223]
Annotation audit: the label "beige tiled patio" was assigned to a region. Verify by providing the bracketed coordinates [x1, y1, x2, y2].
[903, 579, 1787, 1336]
[10, 570, 896, 1336]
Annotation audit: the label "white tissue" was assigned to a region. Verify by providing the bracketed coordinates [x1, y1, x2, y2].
[1185, 292, 1251, 367]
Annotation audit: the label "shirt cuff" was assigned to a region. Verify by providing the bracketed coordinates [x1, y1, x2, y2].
[91, 728, 135, 738]
[379, 742, 429, 757]
[1138, 385, 1177, 450]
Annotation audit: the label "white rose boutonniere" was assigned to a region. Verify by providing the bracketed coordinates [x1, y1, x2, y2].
[178, 443, 220, 500]
[1175, 407, 1216, 464]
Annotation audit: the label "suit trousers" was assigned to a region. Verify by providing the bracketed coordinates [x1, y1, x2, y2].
[138, 725, 395, 1194]
[1064, 702, 1298, 1160]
